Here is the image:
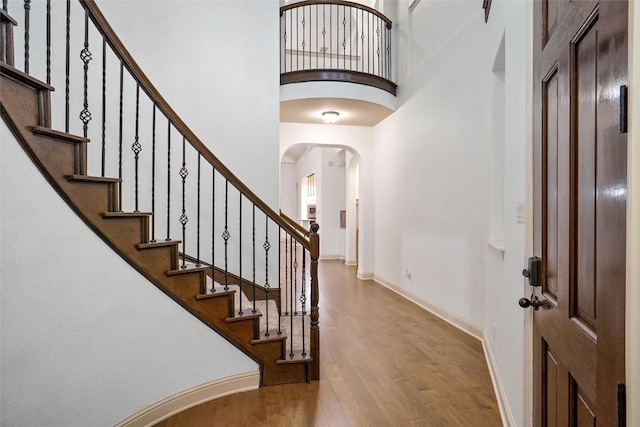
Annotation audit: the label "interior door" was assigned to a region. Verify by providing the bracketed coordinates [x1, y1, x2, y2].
[531, 0, 628, 425]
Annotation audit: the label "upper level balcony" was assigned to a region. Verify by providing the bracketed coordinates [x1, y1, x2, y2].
[280, 0, 396, 97]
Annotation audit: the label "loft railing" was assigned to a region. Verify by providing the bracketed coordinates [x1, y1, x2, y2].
[280, 0, 397, 95]
[2, 0, 320, 376]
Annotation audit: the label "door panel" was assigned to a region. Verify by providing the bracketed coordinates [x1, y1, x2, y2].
[532, 0, 627, 425]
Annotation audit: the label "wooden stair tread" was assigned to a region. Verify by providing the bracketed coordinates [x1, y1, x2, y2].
[0, 62, 53, 91]
[277, 350, 313, 364]
[225, 309, 262, 323]
[166, 265, 208, 276]
[195, 291, 235, 300]
[67, 174, 121, 183]
[252, 330, 287, 344]
[136, 240, 181, 250]
[102, 211, 152, 218]
[33, 126, 89, 144]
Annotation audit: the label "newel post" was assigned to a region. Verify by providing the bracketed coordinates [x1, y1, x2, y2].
[309, 221, 320, 381]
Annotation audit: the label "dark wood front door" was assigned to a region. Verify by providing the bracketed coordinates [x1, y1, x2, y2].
[532, 0, 628, 425]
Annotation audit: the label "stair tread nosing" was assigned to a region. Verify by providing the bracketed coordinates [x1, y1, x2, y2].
[33, 126, 89, 144]
[102, 211, 152, 218]
[136, 240, 181, 250]
[67, 174, 121, 184]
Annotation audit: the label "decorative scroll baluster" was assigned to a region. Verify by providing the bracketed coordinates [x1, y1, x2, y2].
[310, 222, 320, 378]
[223, 180, 229, 290]
[165, 121, 171, 240]
[263, 215, 271, 336]
[23, 0, 29, 73]
[293, 238, 298, 316]
[289, 234, 294, 357]
[179, 137, 189, 269]
[342, 5, 346, 69]
[150, 105, 156, 242]
[79, 9, 92, 138]
[301, 6, 305, 70]
[131, 84, 141, 212]
[301, 247, 307, 356]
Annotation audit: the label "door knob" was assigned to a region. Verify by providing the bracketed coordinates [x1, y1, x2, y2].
[519, 294, 544, 310]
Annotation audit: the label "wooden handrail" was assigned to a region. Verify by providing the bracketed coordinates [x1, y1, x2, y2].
[81, 0, 309, 251]
[279, 210, 310, 238]
[280, 0, 392, 29]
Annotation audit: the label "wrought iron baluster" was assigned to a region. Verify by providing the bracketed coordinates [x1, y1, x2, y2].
[131, 83, 141, 212]
[118, 62, 123, 210]
[101, 37, 106, 176]
[277, 226, 282, 335]
[289, 234, 294, 357]
[342, 5, 346, 69]
[263, 215, 271, 336]
[46, 0, 50, 84]
[301, 5, 305, 70]
[252, 205, 256, 313]
[238, 192, 243, 315]
[322, 5, 326, 68]
[179, 137, 189, 269]
[23, 0, 29, 73]
[293, 238, 298, 316]
[196, 153, 201, 266]
[80, 9, 92, 138]
[150, 105, 156, 242]
[165, 121, 171, 240]
[377, 17, 381, 77]
[65, 0, 70, 132]
[210, 166, 216, 293]
[301, 247, 307, 357]
[284, 233, 289, 316]
[223, 180, 229, 290]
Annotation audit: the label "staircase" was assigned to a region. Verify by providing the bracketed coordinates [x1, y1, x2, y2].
[0, 1, 319, 387]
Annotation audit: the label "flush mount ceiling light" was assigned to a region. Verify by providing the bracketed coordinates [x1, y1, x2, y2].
[322, 111, 340, 124]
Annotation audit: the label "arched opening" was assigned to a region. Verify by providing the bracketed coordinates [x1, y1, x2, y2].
[280, 144, 361, 266]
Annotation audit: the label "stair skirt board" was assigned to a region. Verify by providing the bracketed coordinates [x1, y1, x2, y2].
[114, 371, 260, 427]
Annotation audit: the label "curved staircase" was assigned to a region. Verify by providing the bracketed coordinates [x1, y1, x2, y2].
[0, 0, 319, 387]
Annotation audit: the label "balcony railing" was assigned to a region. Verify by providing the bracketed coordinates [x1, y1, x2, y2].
[280, 0, 396, 96]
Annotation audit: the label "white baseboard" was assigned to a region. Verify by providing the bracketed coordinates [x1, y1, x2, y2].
[357, 271, 374, 280]
[115, 371, 260, 427]
[344, 259, 357, 266]
[373, 275, 483, 340]
[320, 254, 342, 260]
[483, 339, 516, 427]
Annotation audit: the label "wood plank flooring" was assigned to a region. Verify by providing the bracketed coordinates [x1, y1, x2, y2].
[155, 260, 502, 426]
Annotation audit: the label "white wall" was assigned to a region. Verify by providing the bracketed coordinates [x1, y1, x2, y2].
[371, 1, 528, 425]
[0, 121, 258, 426]
[97, 0, 281, 209]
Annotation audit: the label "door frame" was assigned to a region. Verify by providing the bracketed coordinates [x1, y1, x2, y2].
[626, 2, 640, 426]
[523, 2, 639, 426]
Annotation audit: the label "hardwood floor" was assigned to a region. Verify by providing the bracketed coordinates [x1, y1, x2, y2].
[155, 260, 502, 426]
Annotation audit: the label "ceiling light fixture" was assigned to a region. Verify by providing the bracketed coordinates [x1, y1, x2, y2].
[322, 111, 340, 124]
